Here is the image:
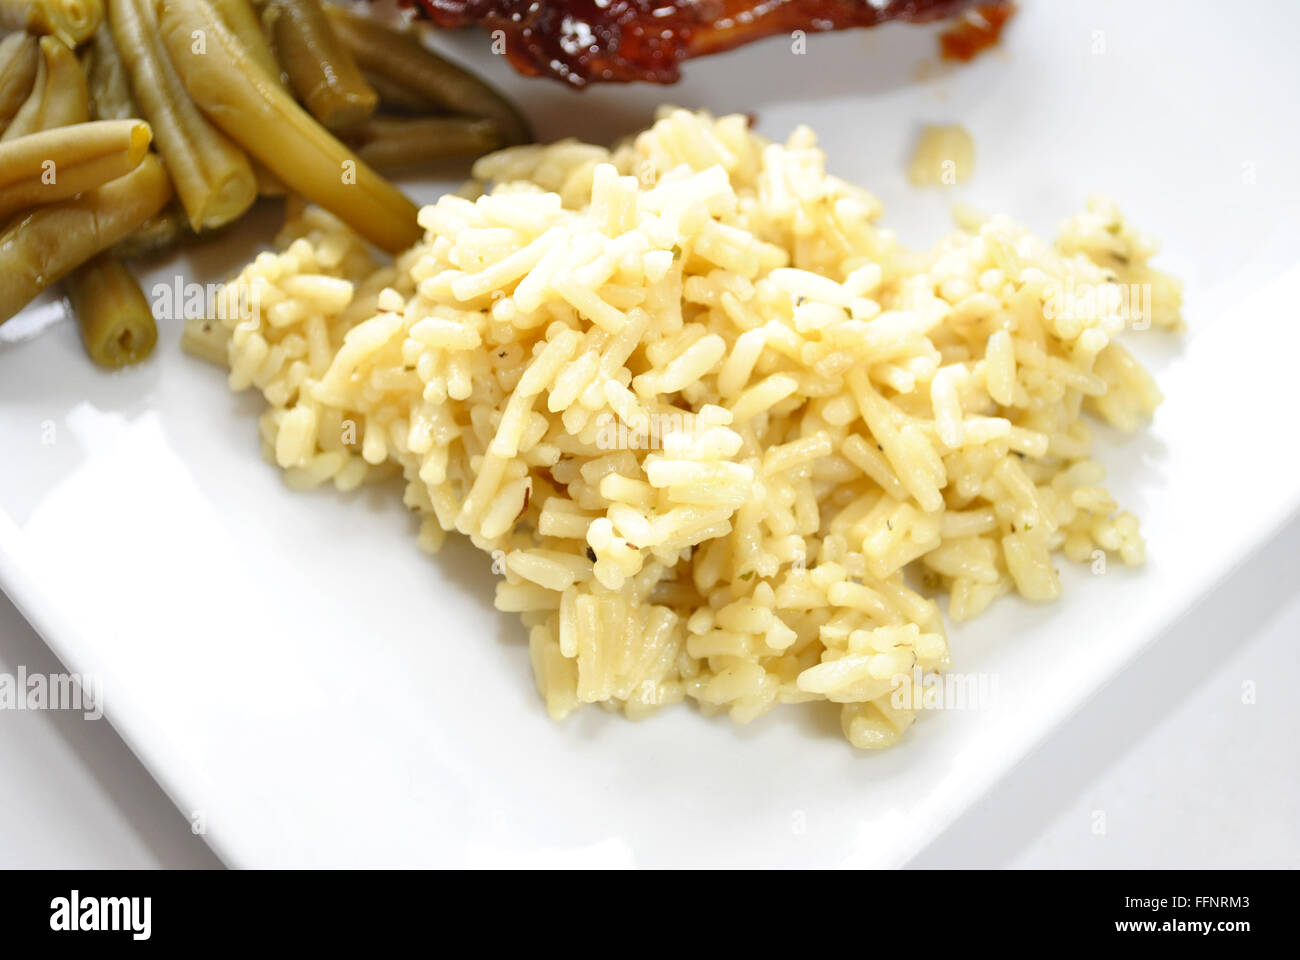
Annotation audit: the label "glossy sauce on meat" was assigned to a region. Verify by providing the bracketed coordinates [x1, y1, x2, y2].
[413, 0, 986, 87]
[938, 1, 1015, 62]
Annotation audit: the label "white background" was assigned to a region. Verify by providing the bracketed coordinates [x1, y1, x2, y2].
[3, 508, 1297, 868]
[2, 0, 1299, 869]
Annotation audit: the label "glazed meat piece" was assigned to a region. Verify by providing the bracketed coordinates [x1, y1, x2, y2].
[411, 0, 992, 87]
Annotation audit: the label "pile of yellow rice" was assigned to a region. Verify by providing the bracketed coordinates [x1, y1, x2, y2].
[187, 108, 1181, 749]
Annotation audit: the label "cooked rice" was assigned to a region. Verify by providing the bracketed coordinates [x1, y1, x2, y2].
[908, 123, 976, 186]
[189, 108, 1181, 749]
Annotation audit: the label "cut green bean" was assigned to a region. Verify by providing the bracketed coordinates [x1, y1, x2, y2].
[325, 6, 530, 146]
[112, 201, 188, 258]
[264, 0, 376, 130]
[0, 118, 151, 220]
[108, 0, 257, 230]
[80, 27, 198, 254]
[82, 19, 138, 120]
[347, 115, 501, 173]
[362, 68, 439, 116]
[67, 251, 157, 367]
[18, 24, 157, 353]
[0, 152, 172, 324]
[210, 0, 293, 198]
[210, 0, 282, 86]
[2, 35, 90, 141]
[0, 0, 104, 49]
[158, 0, 420, 253]
[253, 160, 286, 196]
[0, 33, 40, 135]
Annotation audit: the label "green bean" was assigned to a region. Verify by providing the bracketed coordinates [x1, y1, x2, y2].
[108, 0, 257, 230]
[82, 19, 137, 120]
[206, 0, 289, 197]
[158, 0, 420, 253]
[347, 115, 501, 173]
[263, 0, 375, 130]
[252, 161, 285, 196]
[0, 33, 40, 135]
[0, 152, 172, 324]
[325, 5, 530, 146]
[0, 118, 151, 220]
[362, 69, 439, 116]
[2, 35, 89, 142]
[78, 26, 200, 254]
[66, 250, 156, 367]
[210, 0, 281, 86]
[13, 28, 154, 357]
[112, 201, 188, 258]
[0, 0, 103, 49]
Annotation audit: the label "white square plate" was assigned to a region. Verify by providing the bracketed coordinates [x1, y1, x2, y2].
[3, 0, 1299, 867]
